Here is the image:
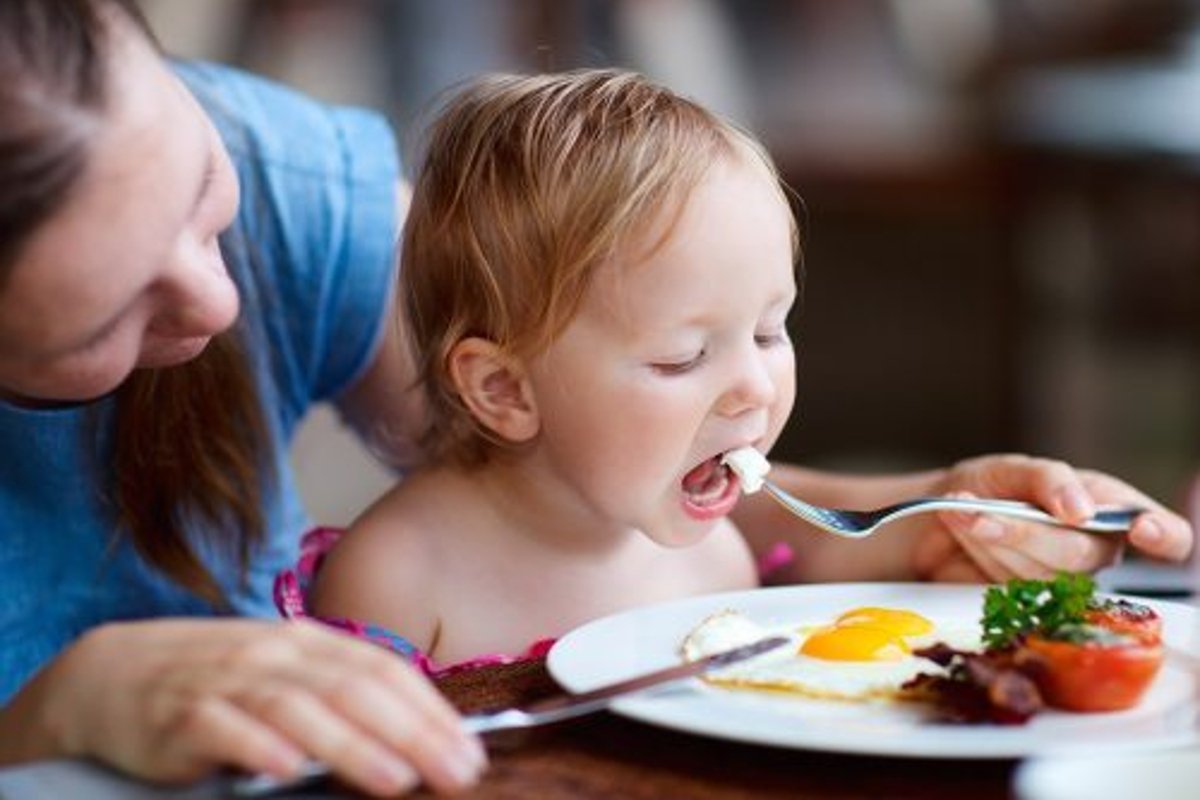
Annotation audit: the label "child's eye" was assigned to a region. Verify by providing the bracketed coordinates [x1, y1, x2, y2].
[651, 351, 706, 375]
[755, 329, 789, 347]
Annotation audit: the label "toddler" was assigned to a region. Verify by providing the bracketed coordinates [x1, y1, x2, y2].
[278, 69, 798, 672]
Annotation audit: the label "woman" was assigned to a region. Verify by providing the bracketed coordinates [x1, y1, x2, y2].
[0, 0, 481, 796]
[0, 0, 1190, 796]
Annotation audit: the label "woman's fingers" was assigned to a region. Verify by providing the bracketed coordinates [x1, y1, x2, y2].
[154, 697, 306, 784]
[1127, 511, 1193, 562]
[941, 456, 1194, 570]
[933, 496, 1120, 582]
[938, 509, 1041, 582]
[910, 523, 996, 582]
[45, 620, 486, 797]
[240, 683, 422, 797]
[286, 624, 486, 783]
[974, 516, 1119, 574]
[233, 623, 486, 796]
[296, 661, 486, 795]
[952, 455, 1096, 524]
[300, 624, 469, 742]
[1077, 471, 1194, 562]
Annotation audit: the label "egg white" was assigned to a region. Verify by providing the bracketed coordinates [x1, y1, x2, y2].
[680, 609, 981, 702]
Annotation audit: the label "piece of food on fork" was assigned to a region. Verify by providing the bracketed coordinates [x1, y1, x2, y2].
[722, 446, 771, 494]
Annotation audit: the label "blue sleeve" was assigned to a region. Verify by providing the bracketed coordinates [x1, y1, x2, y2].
[176, 62, 400, 430]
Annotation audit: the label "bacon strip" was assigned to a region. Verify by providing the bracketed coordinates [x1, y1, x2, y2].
[905, 644, 1043, 725]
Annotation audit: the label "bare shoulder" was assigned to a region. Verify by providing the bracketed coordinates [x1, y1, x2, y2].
[309, 483, 441, 650]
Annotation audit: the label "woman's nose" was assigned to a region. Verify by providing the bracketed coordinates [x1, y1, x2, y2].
[717, 351, 778, 417]
[149, 242, 239, 338]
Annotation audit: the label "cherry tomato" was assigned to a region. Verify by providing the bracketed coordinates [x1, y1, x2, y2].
[1085, 600, 1162, 644]
[1018, 632, 1163, 712]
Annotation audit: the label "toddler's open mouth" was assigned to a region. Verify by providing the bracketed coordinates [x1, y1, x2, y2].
[681, 456, 737, 507]
[680, 448, 770, 520]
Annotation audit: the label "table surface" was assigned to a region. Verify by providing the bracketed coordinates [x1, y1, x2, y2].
[0, 658, 1020, 800]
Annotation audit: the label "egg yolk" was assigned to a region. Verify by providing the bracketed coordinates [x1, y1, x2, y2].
[835, 607, 934, 638]
[800, 623, 911, 662]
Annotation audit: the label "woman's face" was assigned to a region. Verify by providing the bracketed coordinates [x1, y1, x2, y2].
[0, 15, 239, 404]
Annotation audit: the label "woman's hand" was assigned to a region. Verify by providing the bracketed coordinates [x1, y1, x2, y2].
[912, 454, 1194, 582]
[1, 619, 485, 797]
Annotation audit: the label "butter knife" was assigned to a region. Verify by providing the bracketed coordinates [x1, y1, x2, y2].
[234, 634, 790, 796]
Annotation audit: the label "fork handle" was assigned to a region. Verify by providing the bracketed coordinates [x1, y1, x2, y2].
[1078, 507, 1144, 533]
[906, 498, 1142, 534]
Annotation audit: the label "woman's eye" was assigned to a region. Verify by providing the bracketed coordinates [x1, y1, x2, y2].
[651, 352, 705, 375]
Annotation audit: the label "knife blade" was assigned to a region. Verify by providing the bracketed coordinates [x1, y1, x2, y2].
[465, 633, 790, 734]
[233, 634, 789, 796]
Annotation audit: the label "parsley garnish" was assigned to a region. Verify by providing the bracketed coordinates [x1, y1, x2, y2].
[981, 572, 1095, 649]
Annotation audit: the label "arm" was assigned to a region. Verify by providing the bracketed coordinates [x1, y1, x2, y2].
[735, 454, 1194, 584]
[0, 619, 482, 795]
[334, 181, 428, 472]
[334, 294, 427, 472]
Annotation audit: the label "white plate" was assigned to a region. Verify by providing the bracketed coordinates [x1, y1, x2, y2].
[1015, 750, 1200, 800]
[547, 583, 1200, 759]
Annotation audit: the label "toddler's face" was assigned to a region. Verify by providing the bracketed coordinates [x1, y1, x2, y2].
[525, 152, 796, 546]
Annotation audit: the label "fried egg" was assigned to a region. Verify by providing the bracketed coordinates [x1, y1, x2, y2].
[681, 606, 981, 702]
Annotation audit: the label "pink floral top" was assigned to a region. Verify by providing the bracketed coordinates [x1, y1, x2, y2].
[274, 527, 794, 677]
[273, 527, 555, 677]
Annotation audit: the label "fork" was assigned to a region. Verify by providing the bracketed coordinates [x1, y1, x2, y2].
[758, 479, 1141, 539]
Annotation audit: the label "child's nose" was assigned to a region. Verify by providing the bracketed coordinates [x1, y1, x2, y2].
[717, 352, 777, 417]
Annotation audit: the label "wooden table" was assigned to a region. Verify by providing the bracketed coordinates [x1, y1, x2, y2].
[426, 659, 1018, 800]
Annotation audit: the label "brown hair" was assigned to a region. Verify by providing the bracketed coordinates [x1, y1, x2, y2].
[0, 0, 270, 606]
[402, 69, 795, 466]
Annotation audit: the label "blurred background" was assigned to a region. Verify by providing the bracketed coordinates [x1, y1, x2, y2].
[135, 0, 1200, 552]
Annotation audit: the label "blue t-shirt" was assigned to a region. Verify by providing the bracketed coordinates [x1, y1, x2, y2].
[0, 63, 399, 703]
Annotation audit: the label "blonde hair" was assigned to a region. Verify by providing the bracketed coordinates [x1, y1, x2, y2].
[402, 68, 796, 465]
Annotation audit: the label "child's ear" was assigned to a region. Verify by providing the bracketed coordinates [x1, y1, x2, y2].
[447, 337, 540, 443]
